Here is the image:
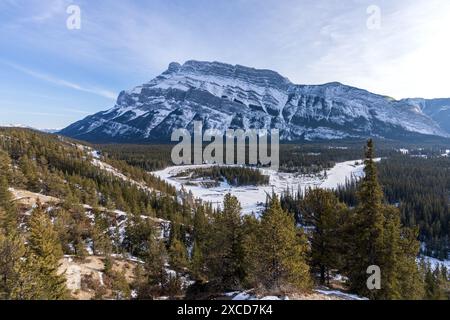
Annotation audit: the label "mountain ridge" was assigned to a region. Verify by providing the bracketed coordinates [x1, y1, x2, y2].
[59, 60, 450, 143]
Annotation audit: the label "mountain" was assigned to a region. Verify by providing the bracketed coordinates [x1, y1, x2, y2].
[401, 98, 450, 134]
[0, 124, 60, 134]
[59, 60, 449, 142]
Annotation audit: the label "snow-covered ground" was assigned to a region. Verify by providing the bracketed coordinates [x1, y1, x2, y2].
[313, 289, 368, 300]
[223, 288, 366, 300]
[421, 256, 450, 270]
[90, 155, 155, 194]
[153, 159, 377, 215]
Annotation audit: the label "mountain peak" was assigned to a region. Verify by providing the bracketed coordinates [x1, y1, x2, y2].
[59, 60, 449, 143]
[165, 62, 181, 74]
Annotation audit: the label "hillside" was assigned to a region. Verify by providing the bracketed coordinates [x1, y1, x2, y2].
[0, 128, 448, 300]
[0, 128, 194, 299]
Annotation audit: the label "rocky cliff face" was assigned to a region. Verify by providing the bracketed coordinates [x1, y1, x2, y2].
[59, 60, 449, 142]
[401, 98, 450, 134]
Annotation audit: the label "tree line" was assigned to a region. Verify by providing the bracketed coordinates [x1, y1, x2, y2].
[281, 140, 449, 299]
[335, 154, 450, 260]
[186, 166, 269, 187]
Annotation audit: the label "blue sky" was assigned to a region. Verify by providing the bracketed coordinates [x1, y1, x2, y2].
[1, 0, 450, 129]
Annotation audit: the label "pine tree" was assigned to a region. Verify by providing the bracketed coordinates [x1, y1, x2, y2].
[0, 176, 11, 208]
[164, 273, 183, 298]
[346, 140, 424, 300]
[91, 223, 111, 256]
[136, 235, 167, 299]
[300, 188, 347, 284]
[19, 155, 40, 192]
[190, 240, 206, 282]
[397, 227, 425, 299]
[74, 237, 87, 261]
[190, 206, 209, 282]
[23, 205, 67, 299]
[241, 213, 261, 288]
[347, 140, 386, 298]
[0, 176, 17, 232]
[379, 206, 402, 299]
[0, 231, 27, 299]
[169, 237, 188, 273]
[104, 253, 113, 276]
[0, 150, 12, 183]
[111, 270, 131, 300]
[206, 194, 245, 290]
[124, 212, 156, 258]
[424, 264, 447, 300]
[193, 206, 208, 244]
[256, 195, 310, 293]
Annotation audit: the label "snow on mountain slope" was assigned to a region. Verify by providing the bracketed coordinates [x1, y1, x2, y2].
[402, 98, 450, 134]
[0, 124, 59, 133]
[59, 60, 449, 142]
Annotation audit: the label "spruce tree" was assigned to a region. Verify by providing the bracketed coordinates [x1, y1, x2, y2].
[300, 188, 347, 284]
[379, 206, 402, 299]
[206, 194, 245, 290]
[25, 205, 67, 299]
[111, 270, 131, 300]
[193, 206, 208, 245]
[424, 264, 447, 300]
[241, 214, 261, 288]
[164, 273, 183, 298]
[0, 176, 11, 208]
[0, 176, 16, 232]
[169, 237, 188, 273]
[0, 151, 12, 183]
[347, 140, 424, 300]
[190, 240, 206, 282]
[347, 140, 386, 298]
[0, 176, 27, 300]
[137, 235, 167, 299]
[397, 227, 425, 299]
[0, 231, 27, 299]
[256, 195, 310, 292]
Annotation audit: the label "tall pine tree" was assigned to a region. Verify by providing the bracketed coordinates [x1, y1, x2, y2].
[21, 204, 67, 299]
[206, 194, 245, 291]
[254, 195, 311, 293]
[300, 188, 347, 284]
[347, 140, 424, 299]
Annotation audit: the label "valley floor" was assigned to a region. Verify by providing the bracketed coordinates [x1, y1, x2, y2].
[153, 159, 377, 215]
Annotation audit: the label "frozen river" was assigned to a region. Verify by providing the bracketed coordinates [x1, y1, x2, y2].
[153, 159, 374, 215]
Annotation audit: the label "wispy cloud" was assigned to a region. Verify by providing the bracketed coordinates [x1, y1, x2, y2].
[4, 61, 116, 100]
[29, 0, 68, 22]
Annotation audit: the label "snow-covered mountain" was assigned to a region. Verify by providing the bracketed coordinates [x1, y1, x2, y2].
[401, 98, 450, 134]
[59, 60, 449, 142]
[0, 124, 59, 133]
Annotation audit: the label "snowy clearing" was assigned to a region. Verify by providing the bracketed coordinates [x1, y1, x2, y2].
[153, 159, 379, 215]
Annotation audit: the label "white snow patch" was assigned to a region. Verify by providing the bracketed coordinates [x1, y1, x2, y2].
[98, 271, 105, 286]
[91, 158, 154, 193]
[314, 289, 367, 300]
[421, 256, 450, 270]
